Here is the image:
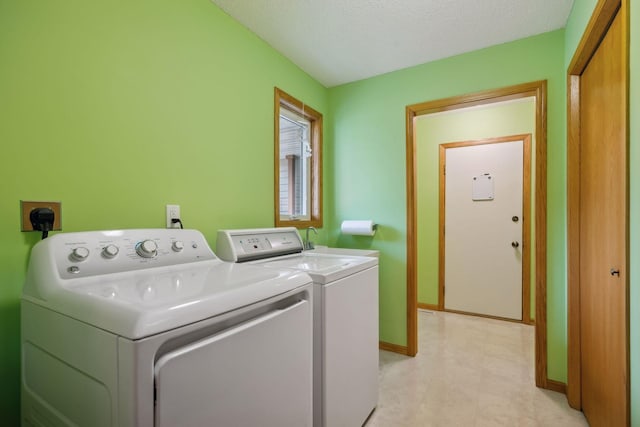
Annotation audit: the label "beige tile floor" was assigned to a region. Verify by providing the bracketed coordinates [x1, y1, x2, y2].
[366, 310, 588, 426]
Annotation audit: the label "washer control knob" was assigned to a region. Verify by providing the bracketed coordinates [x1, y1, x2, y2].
[102, 244, 119, 259]
[171, 241, 184, 252]
[136, 240, 158, 258]
[70, 247, 90, 262]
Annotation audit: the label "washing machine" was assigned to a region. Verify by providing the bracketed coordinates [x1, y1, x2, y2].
[216, 227, 379, 427]
[21, 229, 313, 427]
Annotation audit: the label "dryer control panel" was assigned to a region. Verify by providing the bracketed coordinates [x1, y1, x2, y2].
[32, 229, 217, 280]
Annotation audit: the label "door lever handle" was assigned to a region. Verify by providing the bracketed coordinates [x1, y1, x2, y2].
[610, 268, 620, 277]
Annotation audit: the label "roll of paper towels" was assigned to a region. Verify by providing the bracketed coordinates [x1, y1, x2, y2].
[341, 220, 377, 236]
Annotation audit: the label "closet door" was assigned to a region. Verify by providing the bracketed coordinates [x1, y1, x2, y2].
[578, 9, 628, 425]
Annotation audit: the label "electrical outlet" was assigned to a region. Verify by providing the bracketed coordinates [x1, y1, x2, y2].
[166, 204, 181, 228]
[21, 201, 62, 231]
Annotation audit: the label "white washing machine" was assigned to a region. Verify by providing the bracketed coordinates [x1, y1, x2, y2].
[216, 228, 379, 427]
[21, 229, 313, 427]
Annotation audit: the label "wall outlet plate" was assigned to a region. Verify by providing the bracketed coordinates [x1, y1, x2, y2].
[21, 201, 62, 231]
[166, 204, 181, 228]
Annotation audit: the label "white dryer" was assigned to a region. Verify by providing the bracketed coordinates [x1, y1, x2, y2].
[216, 228, 379, 427]
[21, 229, 313, 427]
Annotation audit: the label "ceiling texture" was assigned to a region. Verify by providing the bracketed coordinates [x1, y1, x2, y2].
[211, 0, 575, 87]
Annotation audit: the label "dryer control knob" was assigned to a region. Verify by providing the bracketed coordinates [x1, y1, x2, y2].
[172, 241, 184, 252]
[136, 240, 158, 258]
[102, 244, 119, 259]
[70, 247, 90, 262]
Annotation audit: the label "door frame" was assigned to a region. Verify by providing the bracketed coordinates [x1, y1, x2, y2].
[405, 80, 551, 390]
[439, 134, 532, 324]
[566, 0, 629, 411]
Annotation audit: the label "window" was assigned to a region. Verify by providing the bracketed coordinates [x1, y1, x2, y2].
[274, 88, 322, 228]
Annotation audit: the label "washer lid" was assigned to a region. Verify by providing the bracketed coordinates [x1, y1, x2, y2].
[257, 253, 378, 284]
[24, 259, 311, 340]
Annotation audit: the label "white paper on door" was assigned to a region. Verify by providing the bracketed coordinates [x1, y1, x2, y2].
[472, 173, 494, 201]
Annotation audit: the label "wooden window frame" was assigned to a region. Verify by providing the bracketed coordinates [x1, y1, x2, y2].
[274, 87, 323, 228]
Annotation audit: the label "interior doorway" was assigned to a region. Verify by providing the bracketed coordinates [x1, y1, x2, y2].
[405, 81, 552, 390]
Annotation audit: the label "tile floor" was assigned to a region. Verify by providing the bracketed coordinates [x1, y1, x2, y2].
[366, 310, 588, 426]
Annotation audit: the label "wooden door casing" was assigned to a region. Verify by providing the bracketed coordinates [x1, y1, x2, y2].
[406, 81, 547, 388]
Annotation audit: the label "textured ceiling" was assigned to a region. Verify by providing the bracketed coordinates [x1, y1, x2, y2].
[211, 0, 574, 88]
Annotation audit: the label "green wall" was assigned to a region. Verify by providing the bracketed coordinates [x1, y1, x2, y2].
[328, 29, 567, 379]
[0, 0, 328, 424]
[565, 1, 639, 425]
[415, 99, 537, 321]
[1, 0, 637, 425]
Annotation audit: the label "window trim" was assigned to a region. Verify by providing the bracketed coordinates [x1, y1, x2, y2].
[274, 87, 323, 228]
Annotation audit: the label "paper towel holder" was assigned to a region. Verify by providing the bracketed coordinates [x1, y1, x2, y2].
[340, 220, 378, 236]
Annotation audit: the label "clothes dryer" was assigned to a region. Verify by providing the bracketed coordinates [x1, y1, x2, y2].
[21, 229, 313, 427]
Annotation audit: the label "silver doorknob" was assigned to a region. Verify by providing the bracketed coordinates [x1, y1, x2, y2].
[511, 241, 519, 248]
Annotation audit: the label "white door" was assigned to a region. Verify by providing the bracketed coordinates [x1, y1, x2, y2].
[443, 139, 524, 320]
